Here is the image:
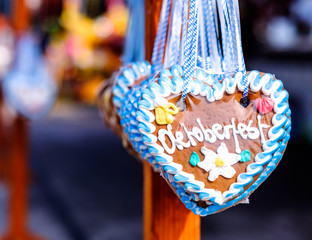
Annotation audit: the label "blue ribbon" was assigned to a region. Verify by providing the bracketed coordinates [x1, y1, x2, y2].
[181, 0, 199, 102]
[122, 0, 145, 63]
[151, 0, 171, 73]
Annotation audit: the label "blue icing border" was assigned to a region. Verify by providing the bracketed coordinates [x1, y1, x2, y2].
[110, 60, 163, 170]
[112, 61, 151, 109]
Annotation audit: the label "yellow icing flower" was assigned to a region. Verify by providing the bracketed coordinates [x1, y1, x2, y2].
[215, 156, 225, 167]
[155, 103, 179, 125]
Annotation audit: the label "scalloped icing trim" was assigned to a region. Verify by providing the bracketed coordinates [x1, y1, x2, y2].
[135, 65, 291, 215]
[112, 61, 151, 109]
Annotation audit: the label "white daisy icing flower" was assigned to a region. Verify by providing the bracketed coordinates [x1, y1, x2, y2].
[197, 143, 241, 182]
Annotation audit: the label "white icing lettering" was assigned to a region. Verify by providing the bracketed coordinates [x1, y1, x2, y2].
[223, 125, 232, 140]
[196, 118, 217, 142]
[192, 126, 204, 142]
[231, 118, 241, 154]
[212, 123, 224, 140]
[158, 124, 176, 154]
[181, 123, 197, 146]
[247, 120, 260, 139]
[158, 115, 270, 155]
[257, 115, 270, 144]
[237, 123, 248, 139]
[175, 131, 190, 150]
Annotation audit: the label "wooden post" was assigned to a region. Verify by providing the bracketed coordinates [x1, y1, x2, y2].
[143, 1, 201, 239]
[2, 118, 30, 240]
[12, 0, 30, 32]
[1, 0, 43, 239]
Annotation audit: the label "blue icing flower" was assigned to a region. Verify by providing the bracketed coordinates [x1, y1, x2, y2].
[189, 151, 200, 166]
[240, 149, 251, 163]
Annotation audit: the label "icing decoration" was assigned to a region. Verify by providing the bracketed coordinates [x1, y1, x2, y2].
[99, 61, 152, 137]
[215, 157, 224, 167]
[155, 103, 179, 125]
[131, 66, 291, 216]
[254, 97, 274, 115]
[198, 143, 241, 181]
[157, 117, 269, 155]
[113, 61, 151, 109]
[189, 151, 200, 167]
[240, 149, 251, 163]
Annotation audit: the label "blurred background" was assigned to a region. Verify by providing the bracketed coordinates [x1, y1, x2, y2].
[0, 0, 311, 239]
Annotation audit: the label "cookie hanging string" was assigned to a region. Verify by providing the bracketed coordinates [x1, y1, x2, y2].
[122, 0, 145, 63]
[218, 0, 235, 73]
[206, 0, 222, 73]
[179, 0, 188, 66]
[177, 0, 199, 111]
[163, 0, 183, 68]
[229, 0, 249, 107]
[197, 0, 208, 70]
[151, 0, 171, 73]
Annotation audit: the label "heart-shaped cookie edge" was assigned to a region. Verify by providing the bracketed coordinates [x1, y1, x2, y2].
[112, 61, 151, 109]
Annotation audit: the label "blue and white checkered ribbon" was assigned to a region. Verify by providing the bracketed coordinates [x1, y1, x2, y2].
[179, 0, 188, 66]
[181, 0, 199, 102]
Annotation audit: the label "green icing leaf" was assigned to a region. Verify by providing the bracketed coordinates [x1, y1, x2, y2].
[189, 151, 200, 166]
[240, 149, 251, 163]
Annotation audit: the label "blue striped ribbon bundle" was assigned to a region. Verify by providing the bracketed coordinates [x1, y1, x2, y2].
[179, 0, 248, 105]
[148, 0, 248, 105]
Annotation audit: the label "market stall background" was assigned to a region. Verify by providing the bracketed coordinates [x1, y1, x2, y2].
[0, 0, 311, 239]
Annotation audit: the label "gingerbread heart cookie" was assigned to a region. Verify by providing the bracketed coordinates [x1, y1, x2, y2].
[98, 61, 151, 137]
[3, 65, 57, 120]
[135, 66, 291, 215]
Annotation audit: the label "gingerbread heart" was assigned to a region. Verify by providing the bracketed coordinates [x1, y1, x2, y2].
[134, 66, 291, 216]
[2, 35, 57, 120]
[2, 66, 57, 120]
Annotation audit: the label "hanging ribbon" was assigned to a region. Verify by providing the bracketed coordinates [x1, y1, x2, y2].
[176, 0, 247, 108]
[228, 0, 248, 106]
[151, 0, 171, 73]
[163, 0, 183, 68]
[206, 0, 222, 73]
[179, 0, 188, 66]
[178, 0, 199, 109]
[149, 0, 248, 107]
[197, 0, 208, 70]
[122, 0, 145, 63]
